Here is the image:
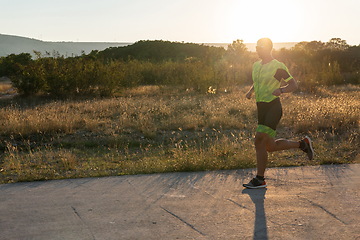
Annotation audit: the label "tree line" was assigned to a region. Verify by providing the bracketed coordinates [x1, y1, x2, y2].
[0, 38, 359, 97]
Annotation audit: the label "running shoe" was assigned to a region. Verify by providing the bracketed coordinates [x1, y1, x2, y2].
[243, 177, 267, 189]
[301, 136, 314, 160]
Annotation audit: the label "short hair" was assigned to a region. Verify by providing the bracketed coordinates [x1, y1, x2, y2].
[256, 38, 273, 50]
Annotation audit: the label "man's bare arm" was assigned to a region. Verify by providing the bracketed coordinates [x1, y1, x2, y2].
[246, 84, 254, 99]
[272, 78, 297, 96]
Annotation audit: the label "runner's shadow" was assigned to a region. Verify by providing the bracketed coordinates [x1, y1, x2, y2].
[242, 188, 268, 240]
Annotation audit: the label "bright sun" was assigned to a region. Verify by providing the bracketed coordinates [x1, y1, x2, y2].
[224, 0, 304, 43]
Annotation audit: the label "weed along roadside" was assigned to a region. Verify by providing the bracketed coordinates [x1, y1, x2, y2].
[0, 85, 359, 184]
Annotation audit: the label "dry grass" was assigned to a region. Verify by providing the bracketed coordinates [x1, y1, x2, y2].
[0, 86, 256, 137]
[282, 85, 360, 133]
[0, 78, 13, 95]
[0, 85, 359, 183]
[0, 84, 12, 93]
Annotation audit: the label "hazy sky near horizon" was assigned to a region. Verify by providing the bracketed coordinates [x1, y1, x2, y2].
[2, 0, 360, 45]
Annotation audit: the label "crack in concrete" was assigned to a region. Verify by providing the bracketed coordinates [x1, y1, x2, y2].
[160, 206, 205, 236]
[227, 198, 249, 210]
[70, 179, 92, 190]
[126, 179, 174, 212]
[298, 196, 347, 225]
[71, 206, 96, 240]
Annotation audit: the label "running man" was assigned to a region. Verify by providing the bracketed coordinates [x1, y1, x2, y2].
[243, 38, 314, 189]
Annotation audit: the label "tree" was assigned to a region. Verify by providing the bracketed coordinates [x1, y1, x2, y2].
[227, 39, 247, 54]
[292, 41, 325, 52]
[306, 41, 326, 52]
[326, 38, 349, 50]
[0, 53, 33, 77]
[226, 39, 248, 63]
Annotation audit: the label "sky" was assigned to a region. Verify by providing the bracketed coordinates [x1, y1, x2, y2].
[2, 0, 360, 45]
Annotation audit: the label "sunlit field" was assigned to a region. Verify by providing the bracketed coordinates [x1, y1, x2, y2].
[0, 77, 13, 96]
[0, 84, 359, 184]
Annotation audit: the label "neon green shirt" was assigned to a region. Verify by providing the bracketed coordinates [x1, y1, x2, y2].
[252, 59, 293, 103]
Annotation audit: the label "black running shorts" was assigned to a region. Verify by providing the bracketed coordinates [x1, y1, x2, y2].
[256, 98, 283, 137]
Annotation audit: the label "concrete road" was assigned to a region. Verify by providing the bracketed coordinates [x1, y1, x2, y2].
[1, 164, 360, 240]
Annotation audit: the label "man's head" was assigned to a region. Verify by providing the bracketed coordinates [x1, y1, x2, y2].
[256, 38, 273, 59]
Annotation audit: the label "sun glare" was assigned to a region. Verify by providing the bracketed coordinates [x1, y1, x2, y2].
[225, 0, 304, 43]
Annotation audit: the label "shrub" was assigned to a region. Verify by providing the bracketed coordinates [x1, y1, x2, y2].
[11, 61, 47, 96]
[0, 53, 33, 77]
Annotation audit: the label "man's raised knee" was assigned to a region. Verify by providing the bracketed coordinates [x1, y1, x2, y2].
[266, 144, 276, 152]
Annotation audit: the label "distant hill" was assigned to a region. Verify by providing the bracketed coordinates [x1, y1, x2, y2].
[0, 34, 131, 58]
[0, 34, 297, 58]
[98, 40, 226, 62]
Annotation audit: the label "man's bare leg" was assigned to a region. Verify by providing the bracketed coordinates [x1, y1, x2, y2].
[254, 132, 271, 177]
[255, 133, 301, 177]
[266, 138, 300, 152]
[244, 132, 312, 188]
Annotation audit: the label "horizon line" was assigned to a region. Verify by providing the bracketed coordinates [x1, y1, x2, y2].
[0, 33, 301, 44]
